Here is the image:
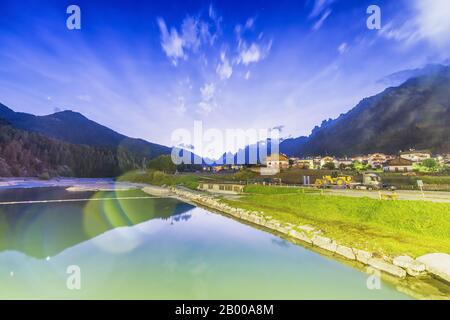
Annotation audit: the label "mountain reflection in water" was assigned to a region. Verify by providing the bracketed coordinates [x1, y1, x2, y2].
[0, 187, 194, 259]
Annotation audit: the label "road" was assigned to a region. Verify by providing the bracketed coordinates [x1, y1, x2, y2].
[321, 188, 450, 203]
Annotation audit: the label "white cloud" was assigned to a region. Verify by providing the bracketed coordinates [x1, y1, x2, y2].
[414, 0, 450, 47]
[197, 101, 214, 114]
[157, 18, 185, 65]
[174, 96, 187, 116]
[200, 83, 215, 101]
[379, 0, 450, 48]
[239, 43, 261, 64]
[197, 83, 216, 114]
[379, 21, 421, 44]
[181, 17, 201, 51]
[308, 0, 334, 30]
[234, 17, 272, 66]
[157, 11, 221, 66]
[337, 42, 348, 54]
[216, 52, 233, 80]
[236, 41, 272, 66]
[245, 70, 251, 80]
[245, 17, 255, 29]
[309, 0, 335, 18]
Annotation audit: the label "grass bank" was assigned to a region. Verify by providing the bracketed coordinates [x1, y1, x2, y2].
[223, 185, 450, 257]
[118, 169, 258, 190]
[118, 170, 201, 190]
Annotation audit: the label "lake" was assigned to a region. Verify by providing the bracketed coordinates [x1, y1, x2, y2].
[0, 186, 410, 299]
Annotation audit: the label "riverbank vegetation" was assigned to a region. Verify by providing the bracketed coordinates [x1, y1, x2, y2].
[118, 170, 200, 190]
[222, 185, 450, 257]
[118, 167, 259, 190]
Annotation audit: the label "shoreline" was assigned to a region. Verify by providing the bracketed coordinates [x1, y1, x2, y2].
[142, 185, 450, 300]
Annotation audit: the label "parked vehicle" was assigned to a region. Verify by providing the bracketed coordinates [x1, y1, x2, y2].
[350, 173, 396, 191]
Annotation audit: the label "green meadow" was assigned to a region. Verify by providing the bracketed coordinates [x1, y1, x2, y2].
[223, 185, 450, 257]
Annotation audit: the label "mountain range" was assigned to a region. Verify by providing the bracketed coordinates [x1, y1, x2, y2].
[0, 105, 173, 177]
[280, 64, 450, 157]
[0, 104, 170, 159]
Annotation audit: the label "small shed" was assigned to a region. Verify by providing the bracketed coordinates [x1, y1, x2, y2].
[198, 182, 245, 194]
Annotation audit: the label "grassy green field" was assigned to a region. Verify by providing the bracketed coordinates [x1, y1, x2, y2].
[223, 185, 450, 257]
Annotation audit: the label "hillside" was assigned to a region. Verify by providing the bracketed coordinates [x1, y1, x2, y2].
[0, 121, 143, 177]
[0, 104, 170, 159]
[281, 65, 450, 157]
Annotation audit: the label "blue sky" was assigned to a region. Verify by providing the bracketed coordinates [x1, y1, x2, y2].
[0, 0, 449, 156]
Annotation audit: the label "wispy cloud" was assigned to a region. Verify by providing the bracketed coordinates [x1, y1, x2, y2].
[309, 0, 335, 18]
[337, 42, 348, 54]
[197, 82, 216, 114]
[157, 9, 221, 66]
[216, 51, 233, 79]
[309, 0, 335, 30]
[174, 96, 187, 116]
[157, 18, 185, 65]
[235, 18, 272, 66]
[414, 0, 450, 48]
[312, 9, 332, 30]
[379, 0, 450, 49]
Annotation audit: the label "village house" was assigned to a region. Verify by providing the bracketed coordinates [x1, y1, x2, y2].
[335, 158, 353, 168]
[320, 156, 336, 168]
[400, 149, 431, 163]
[291, 158, 314, 169]
[266, 153, 289, 169]
[368, 153, 389, 168]
[444, 154, 450, 165]
[435, 154, 450, 165]
[313, 156, 322, 169]
[383, 157, 414, 172]
[351, 155, 369, 164]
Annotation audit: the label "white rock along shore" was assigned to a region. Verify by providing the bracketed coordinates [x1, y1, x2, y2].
[142, 185, 450, 287]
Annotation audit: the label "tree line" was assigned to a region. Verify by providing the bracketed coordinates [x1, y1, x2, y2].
[0, 123, 145, 178]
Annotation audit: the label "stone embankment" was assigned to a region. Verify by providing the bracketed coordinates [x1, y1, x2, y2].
[145, 186, 450, 285]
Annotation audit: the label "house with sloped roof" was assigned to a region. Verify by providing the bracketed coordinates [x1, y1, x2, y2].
[265, 153, 289, 169]
[399, 149, 431, 163]
[383, 157, 414, 172]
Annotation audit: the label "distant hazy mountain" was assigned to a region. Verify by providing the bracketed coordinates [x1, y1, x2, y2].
[377, 63, 448, 87]
[281, 64, 450, 157]
[0, 104, 170, 159]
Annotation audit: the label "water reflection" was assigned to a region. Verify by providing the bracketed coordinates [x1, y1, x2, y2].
[0, 187, 194, 259]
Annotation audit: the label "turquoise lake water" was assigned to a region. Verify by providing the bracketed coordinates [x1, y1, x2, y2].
[0, 187, 410, 299]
